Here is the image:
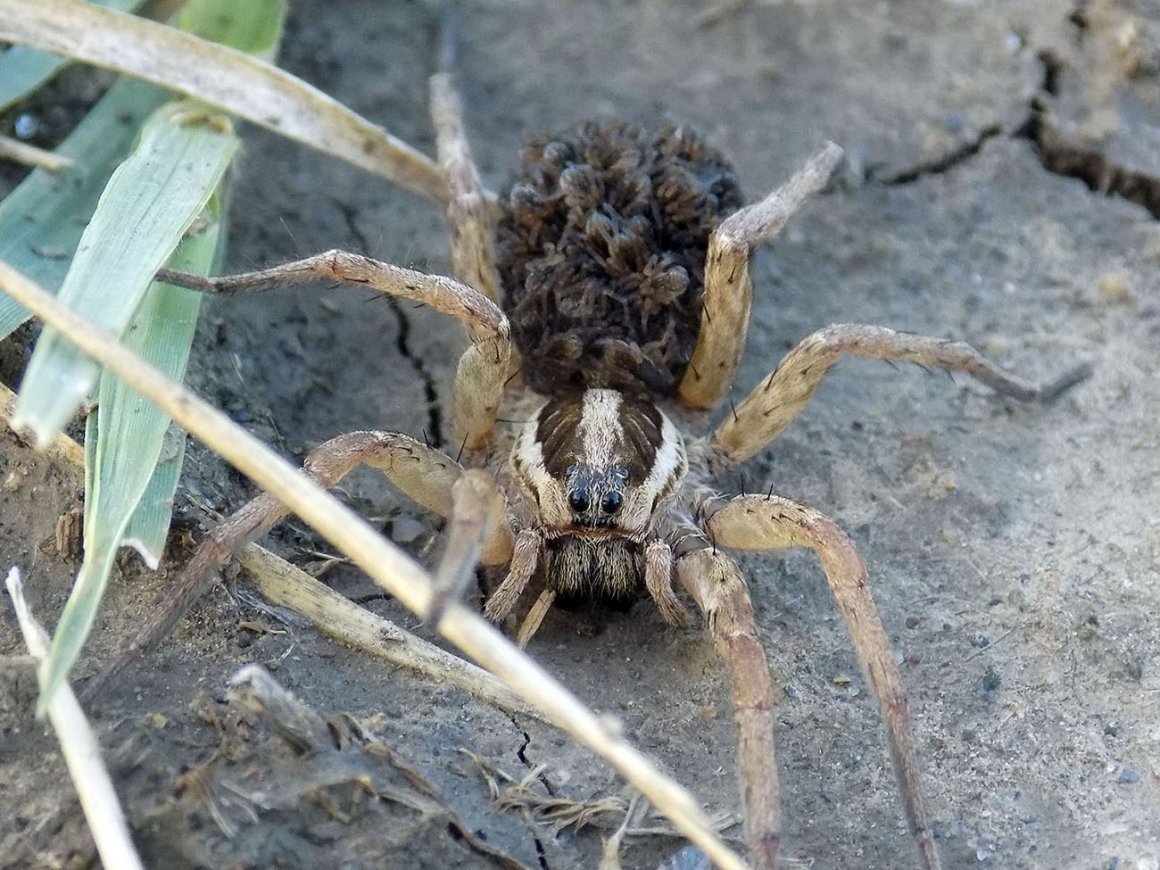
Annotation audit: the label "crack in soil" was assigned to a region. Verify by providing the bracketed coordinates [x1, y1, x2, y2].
[334, 200, 447, 446]
[872, 124, 1003, 185]
[1030, 119, 1160, 219]
[1016, 51, 1160, 221]
[507, 713, 553, 870]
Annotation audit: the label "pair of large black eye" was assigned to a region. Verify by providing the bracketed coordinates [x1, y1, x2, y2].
[567, 489, 624, 514]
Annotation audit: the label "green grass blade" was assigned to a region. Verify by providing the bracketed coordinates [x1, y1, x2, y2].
[43, 217, 220, 703]
[28, 0, 287, 709]
[30, 120, 234, 706]
[180, 0, 286, 61]
[117, 207, 223, 565]
[0, 0, 144, 113]
[0, 77, 170, 336]
[12, 100, 237, 443]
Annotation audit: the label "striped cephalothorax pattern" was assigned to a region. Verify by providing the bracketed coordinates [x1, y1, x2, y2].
[129, 74, 1089, 870]
[513, 389, 686, 540]
[508, 388, 687, 605]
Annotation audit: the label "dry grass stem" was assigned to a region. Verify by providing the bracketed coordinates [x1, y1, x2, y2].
[0, 260, 745, 870]
[238, 543, 543, 721]
[4, 568, 144, 870]
[0, 134, 73, 172]
[0, 0, 447, 203]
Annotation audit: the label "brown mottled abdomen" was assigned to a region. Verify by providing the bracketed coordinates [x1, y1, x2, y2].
[496, 121, 743, 399]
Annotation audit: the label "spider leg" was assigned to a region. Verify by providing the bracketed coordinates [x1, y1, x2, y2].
[87, 431, 463, 693]
[645, 538, 687, 626]
[427, 468, 513, 628]
[430, 72, 502, 305]
[708, 323, 1091, 466]
[702, 493, 942, 870]
[677, 143, 844, 410]
[483, 528, 542, 624]
[674, 543, 781, 870]
[157, 252, 512, 452]
[515, 587, 556, 648]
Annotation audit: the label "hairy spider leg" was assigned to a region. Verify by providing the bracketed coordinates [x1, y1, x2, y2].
[483, 528, 542, 626]
[427, 468, 513, 628]
[88, 432, 463, 694]
[674, 543, 781, 870]
[430, 72, 503, 306]
[710, 323, 1092, 466]
[158, 252, 511, 453]
[700, 493, 944, 870]
[677, 142, 844, 410]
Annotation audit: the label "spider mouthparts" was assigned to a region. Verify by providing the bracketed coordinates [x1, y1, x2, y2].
[546, 523, 636, 541]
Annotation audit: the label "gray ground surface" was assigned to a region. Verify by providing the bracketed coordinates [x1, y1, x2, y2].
[2, 1, 1159, 868]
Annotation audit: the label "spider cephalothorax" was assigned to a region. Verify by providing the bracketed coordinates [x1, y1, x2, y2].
[129, 70, 1089, 870]
[510, 388, 687, 602]
[513, 390, 686, 536]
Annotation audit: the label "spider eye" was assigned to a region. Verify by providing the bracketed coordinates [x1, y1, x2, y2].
[601, 491, 623, 514]
[568, 489, 590, 513]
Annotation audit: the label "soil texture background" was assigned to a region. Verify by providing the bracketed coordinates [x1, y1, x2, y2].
[2, 1, 1159, 868]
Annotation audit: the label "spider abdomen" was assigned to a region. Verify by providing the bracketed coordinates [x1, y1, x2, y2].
[496, 121, 743, 399]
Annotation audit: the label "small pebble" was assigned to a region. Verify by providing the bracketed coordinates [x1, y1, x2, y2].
[1105, 722, 1119, 737]
[14, 113, 39, 139]
[981, 665, 1002, 700]
[971, 634, 991, 648]
[391, 515, 425, 544]
[942, 113, 965, 133]
[1118, 768, 1141, 784]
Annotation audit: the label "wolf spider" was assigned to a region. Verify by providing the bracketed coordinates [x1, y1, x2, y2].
[109, 72, 1087, 869]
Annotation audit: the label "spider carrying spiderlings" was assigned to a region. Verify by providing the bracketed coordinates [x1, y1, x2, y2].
[101, 69, 1089, 869]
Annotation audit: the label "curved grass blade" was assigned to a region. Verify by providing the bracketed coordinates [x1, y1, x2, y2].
[0, 0, 447, 203]
[26, 104, 235, 702]
[0, 0, 143, 113]
[0, 78, 170, 336]
[13, 100, 237, 442]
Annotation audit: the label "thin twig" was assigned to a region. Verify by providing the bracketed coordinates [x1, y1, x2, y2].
[0, 134, 73, 172]
[5, 568, 144, 870]
[0, 260, 746, 870]
[238, 543, 543, 720]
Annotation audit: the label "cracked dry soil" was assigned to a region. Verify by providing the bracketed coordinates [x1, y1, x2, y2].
[2, 1, 1160, 868]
